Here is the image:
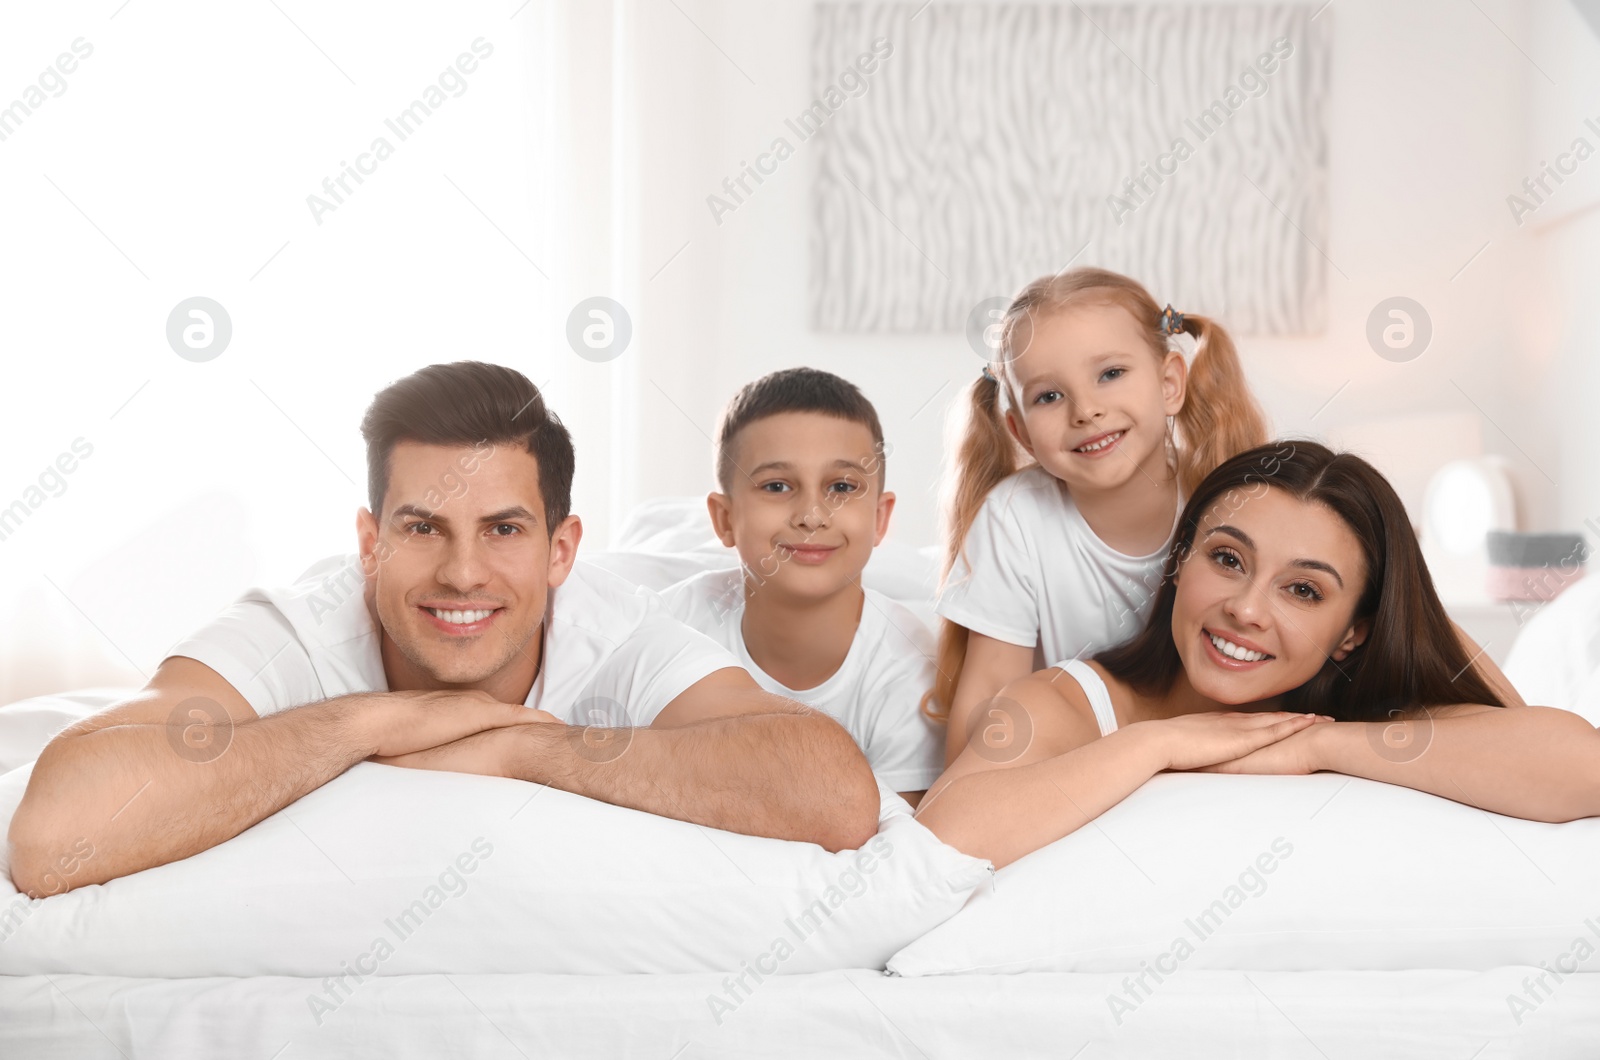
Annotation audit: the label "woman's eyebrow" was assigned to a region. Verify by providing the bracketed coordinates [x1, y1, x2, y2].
[1203, 525, 1343, 587]
[1290, 558, 1344, 588]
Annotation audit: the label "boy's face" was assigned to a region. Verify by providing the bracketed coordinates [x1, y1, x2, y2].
[708, 412, 894, 603]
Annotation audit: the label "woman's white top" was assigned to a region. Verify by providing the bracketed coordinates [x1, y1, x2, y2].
[934, 466, 1178, 670]
[1054, 658, 1120, 737]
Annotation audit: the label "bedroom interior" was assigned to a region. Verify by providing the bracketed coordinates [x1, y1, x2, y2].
[4, 0, 1600, 1055]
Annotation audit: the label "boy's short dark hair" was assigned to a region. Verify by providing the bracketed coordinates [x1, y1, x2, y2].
[360, 361, 575, 534]
[714, 367, 886, 493]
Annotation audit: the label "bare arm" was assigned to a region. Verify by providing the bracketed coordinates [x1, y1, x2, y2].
[915, 669, 1326, 868]
[1254, 704, 1600, 822]
[7, 656, 542, 896]
[376, 667, 881, 852]
[943, 632, 1036, 768]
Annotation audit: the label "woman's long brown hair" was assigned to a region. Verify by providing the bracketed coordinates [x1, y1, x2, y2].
[1095, 440, 1507, 719]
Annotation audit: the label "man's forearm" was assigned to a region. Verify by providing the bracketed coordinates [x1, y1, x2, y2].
[9, 698, 375, 896]
[499, 710, 879, 852]
[1315, 706, 1600, 822]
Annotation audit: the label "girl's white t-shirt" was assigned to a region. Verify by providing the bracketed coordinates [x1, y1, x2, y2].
[659, 568, 943, 793]
[935, 465, 1178, 669]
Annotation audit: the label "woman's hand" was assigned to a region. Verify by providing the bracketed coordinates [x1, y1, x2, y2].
[1139, 711, 1333, 773]
[1194, 721, 1331, 775]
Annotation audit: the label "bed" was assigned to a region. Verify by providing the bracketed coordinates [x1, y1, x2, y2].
[4, 503, 1599, 1058]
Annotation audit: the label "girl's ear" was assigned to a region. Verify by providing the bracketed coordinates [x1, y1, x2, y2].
[1161, 350, 1188, 417]
[1331, 617, 1370, 662]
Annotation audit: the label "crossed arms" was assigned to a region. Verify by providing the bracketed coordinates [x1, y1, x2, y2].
[7, 657, 880, 897]
[916, 668, 1600, 870]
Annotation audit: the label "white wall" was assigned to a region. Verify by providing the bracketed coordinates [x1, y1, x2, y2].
[0, 0, 1590, 699]
[626, 0, 1554, 546]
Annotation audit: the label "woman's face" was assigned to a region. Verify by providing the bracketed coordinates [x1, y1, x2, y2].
[1170, 486, 1370, 705]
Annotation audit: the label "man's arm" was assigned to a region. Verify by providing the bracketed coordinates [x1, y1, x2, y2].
[377, 667, 881, 853]
[7, 656, 544, 896]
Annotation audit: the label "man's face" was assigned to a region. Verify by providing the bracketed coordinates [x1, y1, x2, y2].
[356, 440, 580, 693]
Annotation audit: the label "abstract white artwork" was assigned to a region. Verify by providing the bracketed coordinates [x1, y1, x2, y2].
[810, 3, 1331, 334]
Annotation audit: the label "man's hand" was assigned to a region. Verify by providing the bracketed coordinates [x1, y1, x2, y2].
[372, 708, 562, 776]
[360, 691, 557, 759]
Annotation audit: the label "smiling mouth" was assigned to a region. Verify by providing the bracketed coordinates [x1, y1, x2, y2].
[423, 606, 500, 626]
[1206, 629, 1274, 663]
[1074, 430, 1125, 454]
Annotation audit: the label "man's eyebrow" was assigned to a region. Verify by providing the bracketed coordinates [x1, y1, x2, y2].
[389, 504, 539, 525]
[1202, 525, 1344, 588]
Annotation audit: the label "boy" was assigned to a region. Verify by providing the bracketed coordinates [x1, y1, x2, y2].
[660, 368, 942, 805]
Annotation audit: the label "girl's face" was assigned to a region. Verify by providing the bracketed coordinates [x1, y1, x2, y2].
[1169, 487, 1370, 706]
[1003, 301, 1186, 495]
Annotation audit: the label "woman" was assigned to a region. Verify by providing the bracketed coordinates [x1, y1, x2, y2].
[915, 441, 1600, 868]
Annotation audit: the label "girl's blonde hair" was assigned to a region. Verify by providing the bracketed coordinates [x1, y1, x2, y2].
[921, 267, 1267, 723]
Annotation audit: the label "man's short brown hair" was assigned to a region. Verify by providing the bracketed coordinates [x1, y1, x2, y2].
[360, 361, 574, 533]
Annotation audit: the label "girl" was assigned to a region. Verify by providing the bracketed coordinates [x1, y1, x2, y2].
[927, 267, 1268, 766]
[914, 442, 1598, 869]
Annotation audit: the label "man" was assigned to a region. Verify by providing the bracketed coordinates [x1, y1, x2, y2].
[9, 362, 879, 897]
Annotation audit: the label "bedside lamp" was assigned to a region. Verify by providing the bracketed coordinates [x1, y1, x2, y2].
[1419, 457, 1516, 605]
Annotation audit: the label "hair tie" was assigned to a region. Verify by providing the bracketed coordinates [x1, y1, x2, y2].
[981, 363, 998, 383]
[1160, 304, 1186, 336]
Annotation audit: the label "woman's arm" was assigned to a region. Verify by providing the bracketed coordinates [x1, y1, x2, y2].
[942, 632, 1036, 768]
[1211, 704, 1600, 822]
[916, 670, 1327, 868]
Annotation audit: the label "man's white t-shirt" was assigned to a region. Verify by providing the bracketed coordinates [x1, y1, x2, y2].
[168, 554, 741, 726]
[935, 465, 1178, 669]
[659, 568, 943, 792]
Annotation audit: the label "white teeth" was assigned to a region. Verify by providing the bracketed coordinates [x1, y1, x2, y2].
[428, 608, 495, 625]
[1208, 632, 1269, 662]
[1076, 431, 1123, 453]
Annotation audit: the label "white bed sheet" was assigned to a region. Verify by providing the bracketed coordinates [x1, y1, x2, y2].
[3, 968, 1597, 1059]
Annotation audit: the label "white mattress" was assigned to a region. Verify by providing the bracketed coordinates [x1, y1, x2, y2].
[5, 967, 1598, 1058]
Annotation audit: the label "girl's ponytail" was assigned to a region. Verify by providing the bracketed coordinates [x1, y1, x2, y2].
[921, 369, 1027, 722]
[1172, 314, 1269, 497]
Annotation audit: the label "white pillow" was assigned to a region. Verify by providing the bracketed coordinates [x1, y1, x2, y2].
[0, 689, 121, 774]
[888, 772, 1600, 976]
[0, 761, 989, 977]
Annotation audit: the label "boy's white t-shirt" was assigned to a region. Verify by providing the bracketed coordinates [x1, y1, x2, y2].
[168, 554, 741, 726]
[935, 465, 1178, 669]
[659, 568, 943, 792]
